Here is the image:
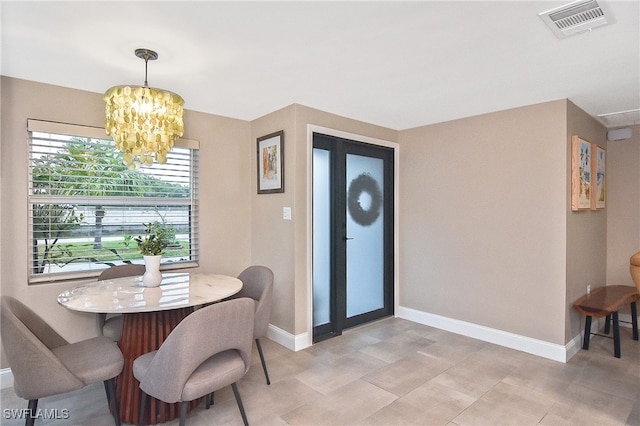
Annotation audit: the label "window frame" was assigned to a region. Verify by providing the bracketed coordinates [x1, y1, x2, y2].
[27, 119, 200, 284]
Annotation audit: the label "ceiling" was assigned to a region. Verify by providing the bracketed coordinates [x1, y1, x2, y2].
[1, 1, 639, 130]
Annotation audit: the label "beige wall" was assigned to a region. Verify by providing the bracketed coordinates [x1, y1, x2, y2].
[606, 124, 640, 286]
[249, 105, 298, 334]
[250, 104, 398, 336]
[1, 76, 636, 368]
[565, 102, 608, 341]
[188, 107, 252, 278]
[398, 100, 569, 345]
[0, 77, 252, 367]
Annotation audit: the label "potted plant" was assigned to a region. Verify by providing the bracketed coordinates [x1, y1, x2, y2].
[135, 222, 168, 287]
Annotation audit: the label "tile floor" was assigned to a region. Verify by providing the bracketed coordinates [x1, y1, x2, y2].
[1, 317, 639, 425]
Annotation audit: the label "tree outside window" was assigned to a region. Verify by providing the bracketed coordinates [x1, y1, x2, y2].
[28, 125, 198, 282]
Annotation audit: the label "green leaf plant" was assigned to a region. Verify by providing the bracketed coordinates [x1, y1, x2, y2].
[134, 222, 169, 256]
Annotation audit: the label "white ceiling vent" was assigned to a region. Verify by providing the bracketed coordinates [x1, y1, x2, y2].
[596, 109, 640, 128]
[539, 0, 610, 39]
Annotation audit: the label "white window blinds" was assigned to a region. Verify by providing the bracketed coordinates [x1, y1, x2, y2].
[27, 119, 200, 283]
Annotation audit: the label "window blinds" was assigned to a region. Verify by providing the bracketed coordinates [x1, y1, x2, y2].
[27, 119, 200, 283]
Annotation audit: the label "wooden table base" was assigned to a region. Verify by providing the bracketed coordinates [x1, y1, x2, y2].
[116, 308, 198, 425]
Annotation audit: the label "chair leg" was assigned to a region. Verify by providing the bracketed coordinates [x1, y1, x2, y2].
[206, 392, 214, 409]
[104, 378, 121, 426]
[255, 338, 271, 385]
[231, 383, 249, 426]
[97, 313, 107, 336]
[179, 401, 187, 426]
[631, 301, 638, 341]
[613, 311, 621, 358]
[26, 399, 38, 426]
[139, 391, 148, 426]
[582, 316, 592, 350]
[103, 381, 111, 405]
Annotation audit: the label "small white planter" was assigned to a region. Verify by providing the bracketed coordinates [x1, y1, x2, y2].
[142, 255, 163, 287]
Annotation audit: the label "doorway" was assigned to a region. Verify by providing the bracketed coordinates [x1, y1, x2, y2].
[312, 132, 394, 342]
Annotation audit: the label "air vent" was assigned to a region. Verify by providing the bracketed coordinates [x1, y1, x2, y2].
[596, 109, 640, 128]
[539, 0, 610, 39]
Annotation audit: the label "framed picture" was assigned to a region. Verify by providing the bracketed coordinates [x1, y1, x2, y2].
[257, 130, 284, 194]
[591, 144, 605, 209]
[571, 135, 591, 211]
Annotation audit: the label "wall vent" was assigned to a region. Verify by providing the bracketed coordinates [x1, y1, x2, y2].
[539, 0, 610, 39]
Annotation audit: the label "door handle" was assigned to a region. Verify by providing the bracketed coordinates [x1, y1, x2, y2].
[343, 236, 354, 241]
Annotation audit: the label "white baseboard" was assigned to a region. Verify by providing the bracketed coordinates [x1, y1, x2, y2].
[267, 309, 598, 362]
[266, 324, 311, 352]
[1, 368, 13, 390]
[266, 311, 638, 357]
[397, 306, 572, 363]
[565, 332, 583, 361]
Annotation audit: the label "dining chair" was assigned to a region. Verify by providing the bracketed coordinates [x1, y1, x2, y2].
[96, 264, 146, 341]
[230, 265, 274, 385]
[133, 297, 255, 426]
[0, 296, 124, 426]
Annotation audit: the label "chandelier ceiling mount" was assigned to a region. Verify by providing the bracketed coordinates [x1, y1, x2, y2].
[135, 48, 158, 87]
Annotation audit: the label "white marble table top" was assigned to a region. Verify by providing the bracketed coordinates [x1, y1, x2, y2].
[57, 272, 242, 313]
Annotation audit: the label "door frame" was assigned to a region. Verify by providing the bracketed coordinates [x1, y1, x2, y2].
[306, 125, 400, 348]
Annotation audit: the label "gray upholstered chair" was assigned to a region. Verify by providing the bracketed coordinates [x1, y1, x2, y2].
[230, 265, 274, 385]
[133, 297, 255, 426]
[0, 296, 124, 426]
[97, 264, 146, 341]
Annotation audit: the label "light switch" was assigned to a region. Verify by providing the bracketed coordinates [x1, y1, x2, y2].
[283, 207, 292, 220]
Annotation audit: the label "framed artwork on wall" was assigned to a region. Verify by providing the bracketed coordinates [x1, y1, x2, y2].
[571, 135, 592, 211]
[257, 130, 284, 194]
[591, 144, 605, 209]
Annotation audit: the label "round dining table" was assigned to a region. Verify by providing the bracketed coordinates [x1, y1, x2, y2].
[57, 271, 242, 425]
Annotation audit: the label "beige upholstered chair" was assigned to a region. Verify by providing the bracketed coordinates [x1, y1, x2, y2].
[133, 298, 255, 426]
[97, 264, 146, 341]
[231, 265, 274, 385]
[1, 296, 124, 426]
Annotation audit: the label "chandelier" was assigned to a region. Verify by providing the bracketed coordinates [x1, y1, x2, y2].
[104, 48, 184, 167]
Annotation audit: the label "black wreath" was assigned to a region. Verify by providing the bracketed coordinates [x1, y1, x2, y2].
[347, 173, 382, 226]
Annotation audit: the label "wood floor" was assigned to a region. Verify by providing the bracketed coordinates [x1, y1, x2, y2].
[2, 317, 639, 425]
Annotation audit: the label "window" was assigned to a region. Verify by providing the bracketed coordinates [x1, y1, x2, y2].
[27, 119, 199, 283]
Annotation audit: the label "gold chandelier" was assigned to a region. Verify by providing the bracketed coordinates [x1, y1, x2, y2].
[104, 48, 184, 167]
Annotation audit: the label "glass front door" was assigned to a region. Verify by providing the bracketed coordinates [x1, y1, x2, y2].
[313, 133, 394, 342]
